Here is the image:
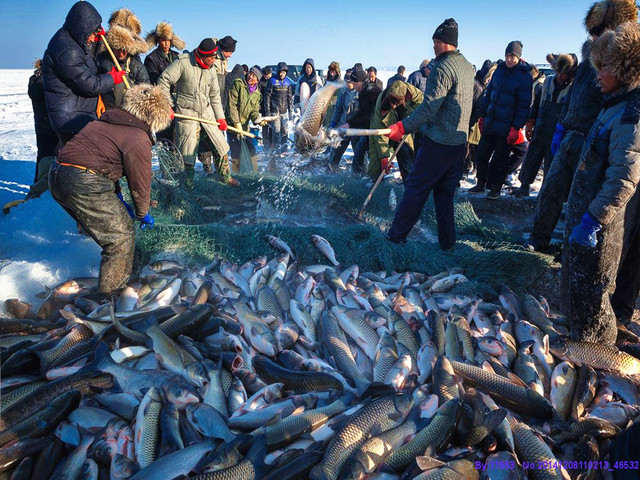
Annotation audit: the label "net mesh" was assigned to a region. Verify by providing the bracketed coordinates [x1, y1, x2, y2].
[135, 146, 553, 298]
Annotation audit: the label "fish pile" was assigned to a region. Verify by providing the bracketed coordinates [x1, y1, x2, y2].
[1, 233, 640, 480]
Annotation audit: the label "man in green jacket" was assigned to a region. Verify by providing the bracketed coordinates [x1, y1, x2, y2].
[386, 18, 474, 250]
[227, 66, 267, 172]
[368, 81, 424, 182]
[158, 38, 237, 187]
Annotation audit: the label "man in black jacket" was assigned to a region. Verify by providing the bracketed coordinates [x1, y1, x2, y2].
[42, 1, 126, 145]
[28, 59, 57, 185]
[144, 21, 184, 85]
[265, 62, 294, 152]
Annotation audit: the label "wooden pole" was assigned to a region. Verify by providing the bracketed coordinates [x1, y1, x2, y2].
[336, 128, 392, 137]
[173, 113, 257, 138]
[100, 34, 131, 90]
[357, 135, 407, 220]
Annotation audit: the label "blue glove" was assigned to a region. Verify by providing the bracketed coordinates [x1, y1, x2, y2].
[329, 121, 336, 129]
[569, 212, 601, 248]
[139, 213, 154, 230]
[550, 123, 566, 157]
[116, 192, 135, 219]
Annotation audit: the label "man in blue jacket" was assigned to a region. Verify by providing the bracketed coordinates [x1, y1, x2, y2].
[469, 40, 533, 199]
[385, 18, 474, 250]
[42, 1, 126, 145]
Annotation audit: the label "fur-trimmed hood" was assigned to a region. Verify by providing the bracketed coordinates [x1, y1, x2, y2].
[591, 21, 640, 88]
[584, 0, 638, 36]
[105, 8, 148, 55]
[145, 21, 185, 51]
[546, 53, 580, 78]
[121, 84, 173, 133]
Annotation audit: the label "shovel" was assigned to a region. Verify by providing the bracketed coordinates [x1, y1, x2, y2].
[100, 34, 131, 90]
[172, 113, 257, 138]
[331, 127, 392, 137]
[356, 135, 407, 220]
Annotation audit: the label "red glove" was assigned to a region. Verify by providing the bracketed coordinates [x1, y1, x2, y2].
[478, 117, 484, 134]
[95, 27, 106, 37]
[387, 121, 405, 142]
[108, 67, 126, 85]
[217, 119, 228, 131]
[506, 127, 520, 145]
[380, 157, 391, 173]
[170, 108, 174, 120]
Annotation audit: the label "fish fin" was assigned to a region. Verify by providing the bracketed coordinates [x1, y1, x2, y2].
[360, 382, 395, 399]
[416, 455, 446, 471]
[481, 361, 497, 374]
[79, 341, 113, 372]
[36, 286, 51, 299]
[481, 408, 508, 433]
[506, 373, 528, 388]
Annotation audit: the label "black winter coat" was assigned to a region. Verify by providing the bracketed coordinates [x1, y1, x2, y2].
[386, 73, 406, 88]
[294, 58, 321, 104]
[347, 84, 382, 129]
[265, 76, 294, 115]
[481, 59, 533, 136]
[28, 69, 55, 134]
[98, 53, 149, 108]
[42, 1, 115, 134]
[144, 48, 180, 85]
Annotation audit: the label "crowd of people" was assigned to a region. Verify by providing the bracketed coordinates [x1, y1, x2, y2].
[14, 0, 640, 351]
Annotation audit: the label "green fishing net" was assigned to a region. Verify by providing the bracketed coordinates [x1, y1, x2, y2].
[134, 146, 554, 297]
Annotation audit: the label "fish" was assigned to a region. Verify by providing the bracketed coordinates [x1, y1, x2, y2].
[134, 387, 162, 468]
[550, 337, 640, 375]
[295, 82, 343, 154]
[507, 415, 564, 480]
[549, 361, 577, 421]
[311, 234, 340, 267]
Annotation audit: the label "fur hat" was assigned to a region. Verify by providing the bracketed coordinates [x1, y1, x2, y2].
[591, 22, 640, 88]
[584, 0, 638, 36]
[145, 22, 185, 51]
[328, 61, 341, 75]
[106, 8, 148, 55]
[546, 53, 580, 77]
[33, 58, 42, 70]
[122, 84, 173, 133]
[106, 25, 149, 56]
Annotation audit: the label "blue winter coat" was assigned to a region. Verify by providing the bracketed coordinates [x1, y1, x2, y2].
[42, 1, 116, 134]
[265, 76, 294, 115]
[481, 59, 533, 136]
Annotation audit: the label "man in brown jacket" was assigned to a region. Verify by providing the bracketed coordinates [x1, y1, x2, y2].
[49, 84, 173, 293]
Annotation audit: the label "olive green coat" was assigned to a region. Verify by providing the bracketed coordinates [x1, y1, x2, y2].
[157, 52, 229, 167]
[369, 81, 424, 165]
[226, 77, 262, 128]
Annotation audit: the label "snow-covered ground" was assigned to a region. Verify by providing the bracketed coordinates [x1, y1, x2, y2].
[0, 69, 101, 315]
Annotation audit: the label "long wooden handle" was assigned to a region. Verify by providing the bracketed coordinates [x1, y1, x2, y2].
[173, 113, 257, 138]
[337, 128, 392, 137]
[357, 135, 407, 219]
[100, 34, 131, 90]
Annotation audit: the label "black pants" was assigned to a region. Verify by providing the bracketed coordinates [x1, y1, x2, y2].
[49, 163, 135, 294]
[518, 129, 553, 187]
[507, 142, 528, 177]
[475, 133, 511, 188]
[388, 136, 465, 249]
[34, 128, 58, 183]
[331, 136, 360, 165]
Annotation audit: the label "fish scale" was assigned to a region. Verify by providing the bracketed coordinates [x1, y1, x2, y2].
[551, 338, 640, 375]
[311, 394, 413, 480]
[507, 416, 563, 480]
[135, 388, 162, 468]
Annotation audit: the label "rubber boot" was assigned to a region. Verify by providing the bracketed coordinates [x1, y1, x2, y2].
[511, 184, 530, 197]
[486, 185, 502, 200]
[468, 180, 486, 193]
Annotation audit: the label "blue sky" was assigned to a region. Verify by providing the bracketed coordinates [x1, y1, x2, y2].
[1, 1, 591, 71]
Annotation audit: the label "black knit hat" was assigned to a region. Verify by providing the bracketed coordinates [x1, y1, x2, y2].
[218, 35, 237, 53]
[350, 65, 367, 82]
[196, 38, 218, 57]
[505, 40, 523, 59]
[432, 18, 459, 47]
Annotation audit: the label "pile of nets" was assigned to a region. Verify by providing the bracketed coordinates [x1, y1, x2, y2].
[133, 148, 554, 298]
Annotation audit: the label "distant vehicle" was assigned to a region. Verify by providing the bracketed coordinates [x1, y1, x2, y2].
[265, 65, 325, 83]
[534, 64, 554, 78]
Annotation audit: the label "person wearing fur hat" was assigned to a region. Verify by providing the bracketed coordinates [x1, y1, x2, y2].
[526, 0, 638, 253]
[226, 66, 266, 172]
[144, 21, 185, 85]
[368, 81, 424, 183]
[42, 1, 126, 144]
[97, 9, 150, 109]
[322, 61, 341, 129]
[562, 21, 640, 345]
[512, 53, 578, 197]
[407, 59, 433, 93]
[469, 40, 534, 199]
[158, 38, 237, 188]
[49, 84, 172, 294]
[385, 18, 474, 250]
